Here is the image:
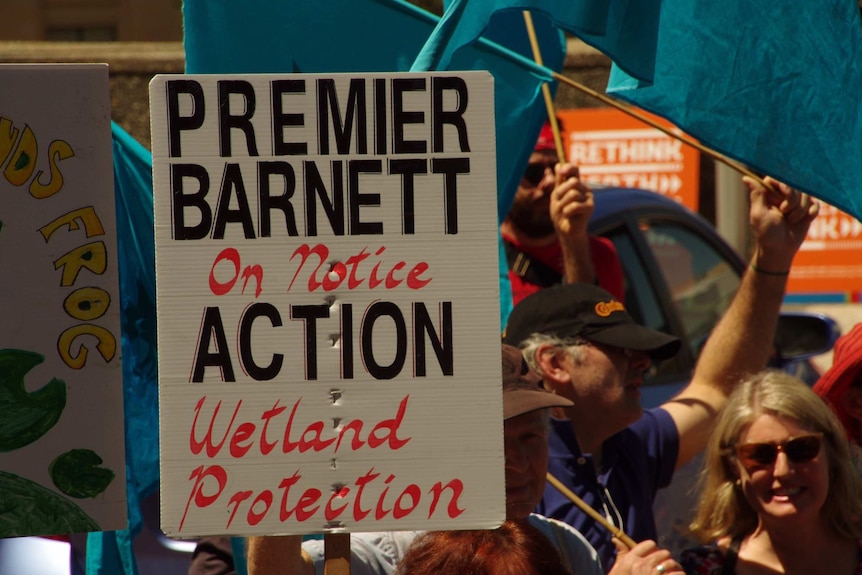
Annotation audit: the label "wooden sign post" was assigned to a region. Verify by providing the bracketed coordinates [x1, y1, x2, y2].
[324, 532, 351, 575]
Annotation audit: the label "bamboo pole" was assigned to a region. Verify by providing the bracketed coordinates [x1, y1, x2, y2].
[523, 11, 566, 162]
[546, 472, 638, 550]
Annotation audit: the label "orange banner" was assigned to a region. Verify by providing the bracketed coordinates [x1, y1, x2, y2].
[787, 202, 862, 301]
[558, 108, 700, 211]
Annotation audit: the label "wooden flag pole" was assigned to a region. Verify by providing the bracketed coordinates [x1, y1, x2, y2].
[546, 472, 638, 550]
[523, 11, 567, 162]
[324, 532, 351, 575]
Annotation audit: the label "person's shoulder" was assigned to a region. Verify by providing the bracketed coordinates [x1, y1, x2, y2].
[628, 406, 677, 435]
[615, 408, 679, 478]
[528, 512, 583, 538]
[189, 536, 235, 575]
[528, 514, 603, 575]
[352, 530, 422, 562]
[679, 543, 725, 573]
[587, 234, 616, 252]
[302, 532, 422, 575]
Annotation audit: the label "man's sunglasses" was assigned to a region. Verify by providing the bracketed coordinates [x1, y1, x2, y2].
[726, 433, 823, 469]
[522, 161, 557, 187]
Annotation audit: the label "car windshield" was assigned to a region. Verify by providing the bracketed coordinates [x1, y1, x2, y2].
[639, 220, 740, 357]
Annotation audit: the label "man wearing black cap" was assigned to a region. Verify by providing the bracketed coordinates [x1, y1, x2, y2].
[503, 176, 819, 569]
[246, 345, 683, 575]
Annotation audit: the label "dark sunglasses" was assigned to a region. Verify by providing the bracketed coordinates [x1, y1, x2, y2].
[727, 433, 823, 469]
[522, 161, 556, 186]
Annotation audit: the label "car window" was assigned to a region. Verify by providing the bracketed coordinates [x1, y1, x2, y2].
[604, 227, 665, 332]
[602, 225, 690, 383]
[638, 219, 740, 358]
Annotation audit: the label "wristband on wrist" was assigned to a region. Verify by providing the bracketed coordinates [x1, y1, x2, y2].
[749, 262, 790, 276]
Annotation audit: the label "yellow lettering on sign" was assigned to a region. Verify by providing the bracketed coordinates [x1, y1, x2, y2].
[30, 140, 75, 199]
[58, 324, 117, 369]
[0, 117, 20, 166]
[40, 207, 106, 242]
[53, 241, 107, 287]
[4, 124, 37, 186]
[63, 287, 111, 321]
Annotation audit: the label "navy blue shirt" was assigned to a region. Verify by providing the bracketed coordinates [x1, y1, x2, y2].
[536, 408, 679, 570]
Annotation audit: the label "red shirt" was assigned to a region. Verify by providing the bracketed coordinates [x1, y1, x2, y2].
[502, 233, 625, 306]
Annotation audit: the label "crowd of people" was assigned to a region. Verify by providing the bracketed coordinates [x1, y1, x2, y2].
[186, 122, 862, 575]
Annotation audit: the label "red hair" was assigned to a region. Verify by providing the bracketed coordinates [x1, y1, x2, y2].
[396, 519, 572, 575]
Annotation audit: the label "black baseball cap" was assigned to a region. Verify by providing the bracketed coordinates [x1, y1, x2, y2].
[503, 283, 681, 361]
[501, 344, 573, 419]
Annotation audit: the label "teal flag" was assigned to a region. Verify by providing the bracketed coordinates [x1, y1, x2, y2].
[184, 0, 555, 326]
[607, 1, 862, 221]
[441, 0, 566, 74]
[86, 122, 157, 575]
[411, 0, 660, 83]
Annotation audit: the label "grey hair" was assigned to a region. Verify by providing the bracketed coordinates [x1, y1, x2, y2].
[519, 332, 589, 378]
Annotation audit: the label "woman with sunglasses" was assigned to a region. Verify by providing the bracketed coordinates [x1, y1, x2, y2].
[680, 369, 862, 574]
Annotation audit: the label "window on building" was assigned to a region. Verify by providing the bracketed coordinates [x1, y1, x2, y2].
[46, 26, 117, 41]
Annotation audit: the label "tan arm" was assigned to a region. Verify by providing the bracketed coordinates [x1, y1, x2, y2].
[551, 163, 596, 285]
[247, 535, 314, 575]
[662, 176, 818, 468]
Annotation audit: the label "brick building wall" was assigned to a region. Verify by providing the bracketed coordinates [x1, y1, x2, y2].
[0, 0, 182, 41]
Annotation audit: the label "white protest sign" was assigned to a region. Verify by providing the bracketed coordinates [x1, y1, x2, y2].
[0, 64, 126, 536]
[150, 72, 504, 536]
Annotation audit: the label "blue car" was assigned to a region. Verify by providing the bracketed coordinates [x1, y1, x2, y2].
[589, 185, 839, 554]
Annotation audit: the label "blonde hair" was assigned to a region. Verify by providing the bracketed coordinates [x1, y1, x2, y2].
[689, 369, 862, 542]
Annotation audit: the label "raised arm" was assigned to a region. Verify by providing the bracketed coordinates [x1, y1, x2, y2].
[550, 163, 596, 285]
[662, 176, 818, 467]
[247, 535, 314, 575]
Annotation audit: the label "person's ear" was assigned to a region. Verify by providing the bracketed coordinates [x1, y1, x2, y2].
[535, 344, 572, 389]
